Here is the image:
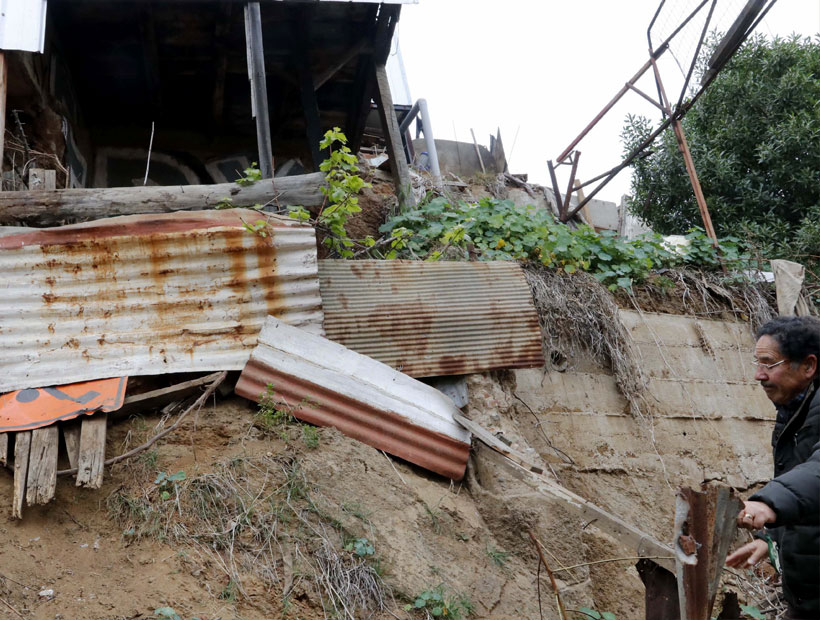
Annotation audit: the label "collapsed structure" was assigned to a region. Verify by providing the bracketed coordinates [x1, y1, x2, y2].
[0, 2, 803, 619]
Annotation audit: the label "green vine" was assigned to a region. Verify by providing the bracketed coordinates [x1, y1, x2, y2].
[289, 127, 371, 258]
[380, 196, 750, 290]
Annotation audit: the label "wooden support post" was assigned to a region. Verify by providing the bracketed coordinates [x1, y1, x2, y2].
[62, 421, 81, 470]
[26, 426, 59, 505]
[0, 433, 8, 467]
[12, 431, 31, 518]
[76, 413, 107, 489]
[373, 62, 414, 212]
[547, 160, 564, 220]
[0, 51, 6, 188]
[295, 8, 323, 171]
[469, 128, 486, 174]
[245, 2, 274, 179]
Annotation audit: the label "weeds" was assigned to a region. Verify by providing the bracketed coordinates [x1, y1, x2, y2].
[486, 545, 512, 569]
[405, 585, 474, 619]
[255, 384, 321, 449]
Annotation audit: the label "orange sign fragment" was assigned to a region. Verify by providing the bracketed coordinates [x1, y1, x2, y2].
[0, 377, 128, 432]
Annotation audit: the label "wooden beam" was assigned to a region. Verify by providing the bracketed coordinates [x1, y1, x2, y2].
[373, 62, 414, 212]
[295, 7, 323, 171]
[0, 171, 326, 226]
[212, 3, 234, 128]
[76, 413, 107, 489]
[466, 418, 675, 572]
[12, 431, 31, 518]
[0, 52, 6, 188]
[26, 426, 59, 506]
[347, 4, 380, 154]
[62, 421, 81, 470]
[28, 168, 56, 190]
[0, 433, 8, 467]
[313, 40, 368, 92]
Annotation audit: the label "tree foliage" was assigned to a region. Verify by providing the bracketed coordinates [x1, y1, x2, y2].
[622, 34, 820, 271]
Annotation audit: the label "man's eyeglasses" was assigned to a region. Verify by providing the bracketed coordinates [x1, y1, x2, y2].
[751, 359, 787, 370]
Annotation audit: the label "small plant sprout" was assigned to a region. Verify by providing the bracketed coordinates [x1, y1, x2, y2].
[235, 162, 262, 186]
[486, 545, 512, 569]
[154, 470, 186, 501]
[405, 586, 474, 619]
[344, 537, 375, 558]
[153, 608, 182, 620]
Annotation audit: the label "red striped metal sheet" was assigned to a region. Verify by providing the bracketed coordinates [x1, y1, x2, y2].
[235, 316, 471, 480]
[318, 260, 544, 377]
[0, 210, 323, 392]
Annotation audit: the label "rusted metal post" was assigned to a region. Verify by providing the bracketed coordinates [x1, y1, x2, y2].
[671, 119, 719, 246]
[547, 160, 564, 220]
[674, 485, 742, 620]
[561, 152, 580, 217]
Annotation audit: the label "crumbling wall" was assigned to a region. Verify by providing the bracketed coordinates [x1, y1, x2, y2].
[463, 309, 772, 615]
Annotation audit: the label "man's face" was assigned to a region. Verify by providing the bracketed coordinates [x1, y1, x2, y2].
[754, 335, 816, 405]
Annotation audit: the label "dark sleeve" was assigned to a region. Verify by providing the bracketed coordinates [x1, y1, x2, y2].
[750, 440, 820, 526]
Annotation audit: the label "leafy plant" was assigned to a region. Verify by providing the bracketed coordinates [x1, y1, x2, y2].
[405, 586, 474, 619]
[486, 545, 512, 568]
[344, 537, 375, 558]
[739, 604, 765, 620]
[380, 195, 748, 290]
[288, 127, 371, 258]
[235, 162, 263, 186]
[154, 608, 182, 620]
[622, 34, 820, 293]
[154, 470, 186, 501]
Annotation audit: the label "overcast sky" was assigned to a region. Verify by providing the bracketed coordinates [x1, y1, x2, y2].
[398, 1, 820, 203]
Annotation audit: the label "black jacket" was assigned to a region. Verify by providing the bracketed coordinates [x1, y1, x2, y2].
[750, 384, 820, 614]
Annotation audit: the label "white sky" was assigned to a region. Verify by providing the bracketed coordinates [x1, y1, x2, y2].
[398, 0, 820, 203]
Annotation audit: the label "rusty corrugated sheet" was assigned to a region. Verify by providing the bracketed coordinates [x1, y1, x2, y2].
[235, 316, 471, 480]
[318, 260, 544, 377]
[0, 209, 322, 392]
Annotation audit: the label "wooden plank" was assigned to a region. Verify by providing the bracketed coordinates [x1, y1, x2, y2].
[62, 421, 81, 470]
[123, 372, 224, 407]
[0, 432, 8, 466]
[75, 413, 107, 489]
[12, 431, 31, 519]
[373, 62, 414, 212]
[0, 52, 6, 189]
[28, 168, 57, 191]
[453, 412, 546, 473]
[465, 415, 675, 571]
[26, 426, 59, 505]
[0, 171, 326, 226]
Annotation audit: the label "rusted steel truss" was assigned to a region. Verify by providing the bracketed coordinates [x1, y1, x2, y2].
[549, 0, 776, 240]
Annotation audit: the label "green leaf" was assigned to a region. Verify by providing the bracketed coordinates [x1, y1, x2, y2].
[577, 609, 602, 619]
[739, 605, 765, 620]
[601, 612, 617, 620]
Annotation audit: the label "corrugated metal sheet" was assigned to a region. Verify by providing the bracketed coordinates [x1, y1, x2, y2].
[0, 209, 322, 392]
[236, 315, 471, 480]
[319, 260, 544, 377]
[0, 0, 47, 52]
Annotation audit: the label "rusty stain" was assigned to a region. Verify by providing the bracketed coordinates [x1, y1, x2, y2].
[0, 209, 324, 392]
[318, 260, 544, 377]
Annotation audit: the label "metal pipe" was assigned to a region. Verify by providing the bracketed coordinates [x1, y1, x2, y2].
[245, 2, 273, 179]
[417, 99, 441, 184]
[398, 100, 420, 135]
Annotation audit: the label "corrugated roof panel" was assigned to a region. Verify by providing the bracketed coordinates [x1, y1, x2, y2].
[318, 260, 544, 377]
[0, 210, 323, 392]
[235, 316, 471, 480]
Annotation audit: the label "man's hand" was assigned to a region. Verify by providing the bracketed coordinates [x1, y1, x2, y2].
[736, 500, 777, 530]
[726, 538, 769, 568]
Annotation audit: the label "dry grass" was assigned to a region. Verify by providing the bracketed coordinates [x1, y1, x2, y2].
[106, 454, 393, 618]
[523, 265, 652, 418]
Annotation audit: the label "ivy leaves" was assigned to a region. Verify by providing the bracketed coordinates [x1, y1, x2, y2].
[382, 196, 745, 290]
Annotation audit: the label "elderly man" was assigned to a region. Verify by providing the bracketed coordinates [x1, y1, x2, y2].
[726, 316, 820, 619]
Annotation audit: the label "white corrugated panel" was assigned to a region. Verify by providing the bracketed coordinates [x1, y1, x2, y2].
[0, 0, 47, 52]
[0, 209, 323, 392]
[236, 315, 471, 479]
